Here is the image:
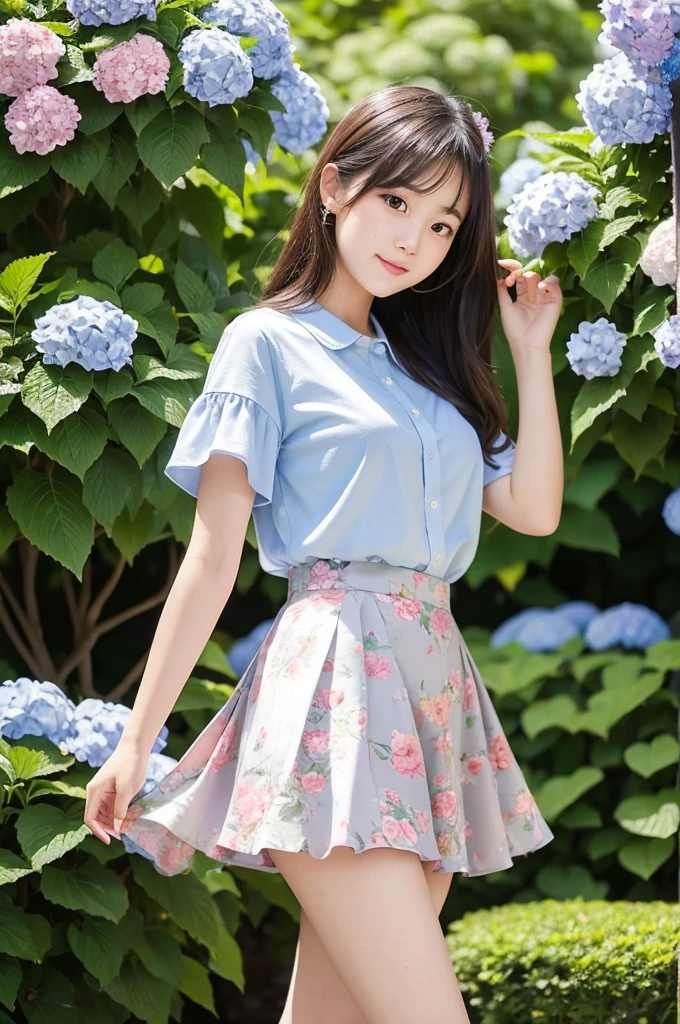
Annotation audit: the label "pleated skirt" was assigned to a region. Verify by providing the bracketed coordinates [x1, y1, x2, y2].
[120, 557, 554, 876]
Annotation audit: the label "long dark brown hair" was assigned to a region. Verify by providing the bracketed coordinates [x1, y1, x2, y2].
[251, 84, 514, 470]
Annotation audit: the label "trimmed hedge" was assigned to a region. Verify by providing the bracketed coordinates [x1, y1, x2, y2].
[446, 897, 680, 1024]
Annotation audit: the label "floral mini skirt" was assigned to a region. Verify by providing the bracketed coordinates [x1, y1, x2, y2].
[120, 557, 554, 876]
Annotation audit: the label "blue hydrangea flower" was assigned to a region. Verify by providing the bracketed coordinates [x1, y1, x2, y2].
[202, 0, 295, 80]
[566, 317, 627, 379]
[178, 27, 254, 106]
[226, 617, 276, 676]
[513, 611, 581, 653]
[576, 50, 672, 145]
[661, 37, 680, 85]
[555, 600, 600, 631]
[490, 607, 551, 647]
[66, 0, 156, 26]
[0, 677, 76, 747]
[497, 157, 544, 207]
[269, 62, 329, 155]
[60, 698, 169, 768]
[651, 314, 680, 369]
[504, 170, 600, 259]
[32, 295, 137, 372]
[661, 487, 680, 535]
[598, 1, 679, 68]
[584, 602, 671, 650]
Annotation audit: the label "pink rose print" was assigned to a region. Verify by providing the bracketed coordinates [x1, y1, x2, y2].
[462, 676, 476, 713]
[464, 821, 474, 839]
[430, 608, 453, 637]
[433, 773, 447, 787]
[429, 693, 451, 728]
[292, 761, 301, 779]
[382, 815, 402, 840]
[433, 732, 453, 754]
[329, 689, 345, 709]
[393, 597, 424, 621]
[436, 831, 452, 856]
[233, 779, 276, 829]
[310, 589, 346, 609]
[379, 801, 391, 813]
[412, 703, 425, 729]
[210, 720, 238, 772]
[322, 658, 334, 673]
[390, 730, 426, 778]
[309, 560, 342, 586]
[351, 709, 367, 730]
[415, 809, 431, 831]
[434, 581, 449, 605]
[364, 651, 393, 678]
[258, 726, 267, 743]
[385, 788, 402, 803]
[370, 832, 389, 846]
[515, 791, 536, 815]
[399, 820, 418, 845]
[448, 668, 462, 694]
[466, 757, 483, 775]
[431, 790, 458, 821]
[301, 772, 326, 793]
[302, 729, 330, 755]
[283, 657, 302, 678]
[430, 859, 443, 872]
[502, 810, 512, 823]
[354, 641, 364, 654]
[413, 571, 429, 587]
[488, 733, 512, 772]
[312, 688, 332, 710]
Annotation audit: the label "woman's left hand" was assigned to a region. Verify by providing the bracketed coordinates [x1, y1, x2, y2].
[496, 258, 563, 355]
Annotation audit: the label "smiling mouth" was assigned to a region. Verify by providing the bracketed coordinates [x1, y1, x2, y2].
[377, 256, 409, 274]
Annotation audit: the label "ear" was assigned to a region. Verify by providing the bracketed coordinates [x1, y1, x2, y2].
[318, 162, 343, 210]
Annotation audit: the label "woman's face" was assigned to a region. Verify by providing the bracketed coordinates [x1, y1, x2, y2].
[320, 161, 471, 298]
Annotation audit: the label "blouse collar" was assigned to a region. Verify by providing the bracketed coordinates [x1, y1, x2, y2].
[288, 300, 397, 359]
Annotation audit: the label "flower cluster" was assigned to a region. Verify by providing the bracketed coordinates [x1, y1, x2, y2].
[651, 314, 680, 369]
[31, 295, 138, 372]
[598, 0, 680, 67]
[662, 488, 680, 535]
[575, 50, 672, 145]
[201, 0, 295, 81]
[0, 19, 65, 97]
[497, 157, 544, 207]
[93, 32, 170, 103]
[566, 317, 628, 378]
[491, 602, 599, 653]
[269, 63, 330, 155]
[639, 217, 676, 287]
[584, 602, 671, 650]
[66, 0, 158, 27]
[178, 27, 254, 106]
[0, 677, 169, 768]
[5, 86, 81, 156]
[504, 171, 600, 259]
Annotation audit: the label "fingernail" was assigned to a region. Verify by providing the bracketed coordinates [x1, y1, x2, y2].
[114, 817, 123, 834]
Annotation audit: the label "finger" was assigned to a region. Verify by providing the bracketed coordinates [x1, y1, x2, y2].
[84, 788, 112, 845]
[113, 793, 132, 837]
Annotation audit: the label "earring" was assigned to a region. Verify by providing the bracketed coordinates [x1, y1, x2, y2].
[321, 201, 335, 225]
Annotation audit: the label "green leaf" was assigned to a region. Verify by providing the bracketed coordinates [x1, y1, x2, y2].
[133, 348, 206, 383]
[200, 110, 245, 199]
[17, 962, 76, 1024]
[63, 85, 124, 136]
[618, 835, 676, 880]
[0, 254, 55, 315]
[534, 766, 604, 821]
[551, 505, 620, 556]
[55, 43, 93, 86]
[132, 377, 196, 427]
[120, 282, 164, 315]
[645, 638, 680, 672]
[103, 960, 172, 1024]
[21, 361, 92, 433]
[520, 694, 579, 740]
[0, 850, 35, 887]
[128, 923, 183, 987]
[41, 860, 129, 922]
[0, 136, 50, 201]
[92, 129, 139, 208]
[614, 788, 680, 838]
[535, 864, 608, 901]
[5, 466, 94, 581]
[624, 734, 680, 778]
[178, 956, 215, 1014]
[234, 101, 274, 163]
[111, 499, 156, 562]
[598, 185, 645, 218]
[125, 93, 167, 136]
[580, 235, 640, 313]
[556, 801, 602, 829]
[92, 239, 140, 292]
[82, 446, 139, 531]
[633, 284, 674, 336]
[599, 214, 642, 248]
[585, 827, 626, 861]
[50, 129, 110, 194]
[137, 106, 210, 187]
[0, 952, 22, 1010]
[568, 220, 606, 280]
[107, 397, 168, 466]
[612, 404, 675, 478]
[0, 897, 40, 959]
[16, 805, 91, 870]
[116, 171, 164, 227]
[67, 917, 125, 988]
[28, 406, 109, 480]
[129, 302, 178, 356]
[174, 263, 215, 314]
[92, 365, 135, 405]
[131, 857, 223, 948]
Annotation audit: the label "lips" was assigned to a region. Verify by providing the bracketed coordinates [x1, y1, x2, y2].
[377, 255, 408, 274]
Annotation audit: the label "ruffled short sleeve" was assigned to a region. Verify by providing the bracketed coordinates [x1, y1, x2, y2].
[164, 312, 284, 506]
[482, 430, 516, 488]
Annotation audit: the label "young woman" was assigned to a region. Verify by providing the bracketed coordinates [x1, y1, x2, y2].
[84, 84, 564, 1024]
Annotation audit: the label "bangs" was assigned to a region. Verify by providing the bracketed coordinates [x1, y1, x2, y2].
[354, 134, 474, 209]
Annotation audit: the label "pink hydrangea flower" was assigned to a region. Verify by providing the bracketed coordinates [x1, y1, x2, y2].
[5, 85, 81, 155]
[0, 18, 66, 97]
[92, 32, 170, 104]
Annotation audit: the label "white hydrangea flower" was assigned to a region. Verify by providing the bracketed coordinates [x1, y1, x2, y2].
[639, 217, 676, 286]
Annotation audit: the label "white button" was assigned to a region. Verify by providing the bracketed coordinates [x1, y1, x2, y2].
[374, 342, 385, 354]
[429, 500, 438, 509]
[383, 376, 393, 385]
[427, 451, 434, 459]
[434, 553, 442, 562]
[411, 407, 419, 416]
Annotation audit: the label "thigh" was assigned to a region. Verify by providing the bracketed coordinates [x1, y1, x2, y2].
[268, 846, 470, 1024]
[422, 860, 455, 917]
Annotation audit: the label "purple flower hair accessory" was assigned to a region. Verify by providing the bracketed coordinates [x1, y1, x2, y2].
[472, 110, 494, 154]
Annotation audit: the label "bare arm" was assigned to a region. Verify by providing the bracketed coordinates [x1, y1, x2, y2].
[117, 453, 257, 756]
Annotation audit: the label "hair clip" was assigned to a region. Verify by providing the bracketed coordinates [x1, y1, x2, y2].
[471, 110, 494, 155]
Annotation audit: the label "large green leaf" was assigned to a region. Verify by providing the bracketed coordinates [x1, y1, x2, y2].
[0, 851, 35, 888]
[0, 135, 50, 201]
[520, 694, 579, 740]
[16, 805, 91, 870]
[0, 953, 21, 1012]
[617, 835, 676, 880]
[132, 377, 196, 427]
[612, 404, 676, 478]
[178, 956, 215, 1014]
[64, 85, 124, 136]
[580, 235, 640, 313]
[92, 239, 140, 292]
[120, 282, 165, 315]
[103, 959, 173, 1024]
[50, 129, 110, 194]
[41, 860, 129, 922]
[29, 405, 109, 480]
[0, 254, 54, 315]
[645, 638, 680, 672]
[21, 362, 93, 433]
[624, 734, 680, 778]
[92, 129, 139, 208]
[0, 897, 40, 959]
[17, 963, 76, 1024]
[534, 765, 604, 821]
[174, 262, 216, 314]
[534, 863, 608, 900]
[111, 499, 157, 563]
[137, 106, 210, 187]
[67, 917, 125, 988]
[131, 857, 223, 949]
[551, 505, 620, 555]
[614, 788, 680, 838]
[129, 925, 183, 987]
[82, 446, 140, 530]
[6, 466, 94, 580]
[107, 397, 168, 466]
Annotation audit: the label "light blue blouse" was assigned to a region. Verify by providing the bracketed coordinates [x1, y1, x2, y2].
[164, 300, 516, 583]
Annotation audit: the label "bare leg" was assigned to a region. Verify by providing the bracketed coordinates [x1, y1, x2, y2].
[269, 846, 470, 1024]
[278, 858, 455, 1024]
